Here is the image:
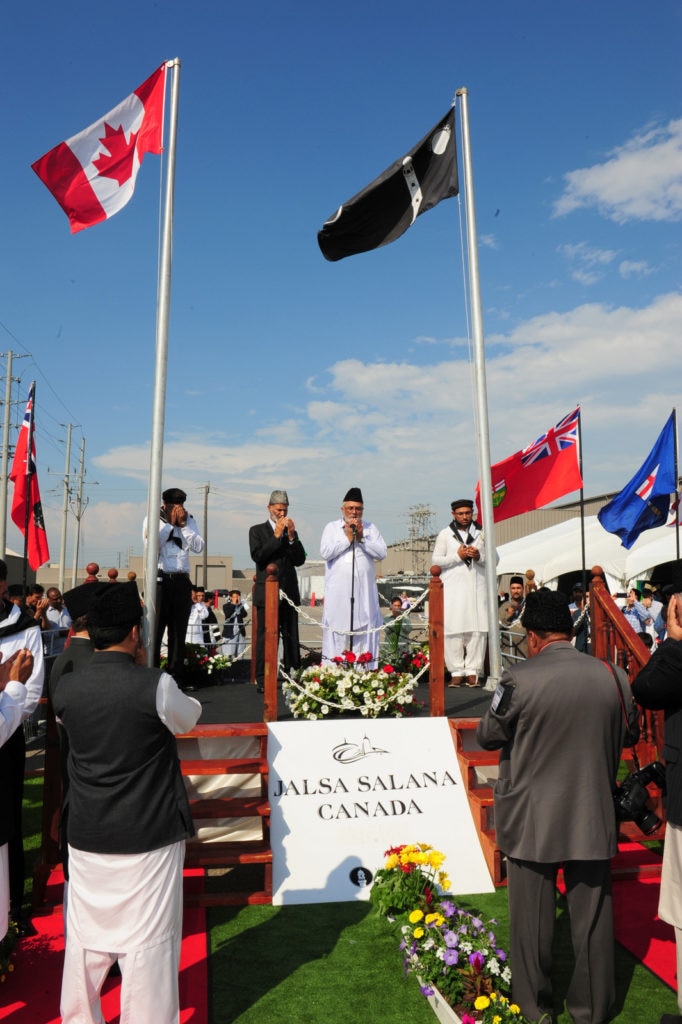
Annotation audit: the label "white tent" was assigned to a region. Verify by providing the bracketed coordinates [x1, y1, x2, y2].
[496, 516, 678, 591]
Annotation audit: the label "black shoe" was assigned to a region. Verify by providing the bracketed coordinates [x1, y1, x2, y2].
[660, 1015, 682, 1024]
[256, 684, 264, 693]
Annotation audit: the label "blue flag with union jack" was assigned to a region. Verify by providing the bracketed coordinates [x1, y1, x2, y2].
[598, 412, 677, 549]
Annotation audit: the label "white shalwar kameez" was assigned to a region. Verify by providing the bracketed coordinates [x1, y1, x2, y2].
[431, 524, 493, 677]
[0, 682, 26, 940]
[60, 675, 200, 1024]
[320, 519, 387, 665]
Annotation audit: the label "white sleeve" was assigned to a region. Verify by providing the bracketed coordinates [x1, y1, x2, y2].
[182, 517, 205, 554]
[362, 523, 387, 561]
[0, 684, 26, 746]
[156, 671, 202, 734]
[21, 627, 46, 719]
[320, 522, 349, 561]
[431, 529, 458, 569]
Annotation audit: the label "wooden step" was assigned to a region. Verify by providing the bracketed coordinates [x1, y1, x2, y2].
[181, 756, 268, 776]
[185, 839, 272, 867]
[189, 796, 270, 819]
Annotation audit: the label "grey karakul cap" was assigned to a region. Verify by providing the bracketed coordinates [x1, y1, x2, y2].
[269, 490, 289, 505]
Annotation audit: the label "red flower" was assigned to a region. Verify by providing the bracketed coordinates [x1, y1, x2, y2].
[382, 664, 395, 674]
[332, 656, 343, 664]
[358, 651, 373, 664]
[344, 651, 357, 664]
[424, 885, 433, 905]
[384, 844, 406, 857]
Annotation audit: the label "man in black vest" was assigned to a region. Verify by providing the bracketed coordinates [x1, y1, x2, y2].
[633, 571, 682, 1024]
[249, 489, 306, 692]
[53, 581, 201, 1024]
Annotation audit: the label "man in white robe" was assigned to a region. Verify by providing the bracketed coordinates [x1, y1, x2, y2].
[320, 488, 387, 665]
[0, 648, 33, 940]
[432, 498, 494, 686]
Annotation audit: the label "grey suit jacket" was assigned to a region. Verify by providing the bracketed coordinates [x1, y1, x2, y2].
[477, 641, 636, 862]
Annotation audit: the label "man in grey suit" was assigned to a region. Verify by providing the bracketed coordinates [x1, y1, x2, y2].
[477, 589, 637, 1024]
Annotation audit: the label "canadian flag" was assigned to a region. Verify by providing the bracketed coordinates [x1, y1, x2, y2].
[32, 64, 166, 233]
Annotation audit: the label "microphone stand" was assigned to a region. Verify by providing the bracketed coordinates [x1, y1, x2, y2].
[349, 524, 357, 652]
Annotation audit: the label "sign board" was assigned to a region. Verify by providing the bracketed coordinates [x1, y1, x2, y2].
[268, 717, 494, 905]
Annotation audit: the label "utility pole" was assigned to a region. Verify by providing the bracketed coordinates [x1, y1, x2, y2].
[70, 437, 87, 588]
[201, 482, 210, 587]
[58, 423, 73, 593]
[407, 504, 435, 574]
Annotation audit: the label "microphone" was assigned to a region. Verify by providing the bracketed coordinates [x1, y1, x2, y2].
[350, 522, 357, 535]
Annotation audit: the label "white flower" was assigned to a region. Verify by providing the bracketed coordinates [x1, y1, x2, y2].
[501, 966, 512, 985]
[321, 705, 329, 715]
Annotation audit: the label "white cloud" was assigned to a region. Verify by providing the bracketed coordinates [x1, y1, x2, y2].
[619, 259, 653, 278]
[554, 117, 682, 223]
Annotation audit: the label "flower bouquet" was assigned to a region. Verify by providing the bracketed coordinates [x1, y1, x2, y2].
[202, 652, 233, 676]
[283, 650, 417, 720]
[370, 843, 450, 918]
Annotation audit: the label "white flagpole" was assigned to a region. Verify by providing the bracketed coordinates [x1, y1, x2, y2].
[143, 58, 180, 660]
[456, 88, 502, 690]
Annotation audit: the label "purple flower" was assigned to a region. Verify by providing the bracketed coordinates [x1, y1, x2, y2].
[443, 930, 458, 948]
[440, 900, 456, 918]
[471, 916, 483, 930]
[420, 984, 435, 997]
[496, 949, 507, 961]
[443, 948, 459, 966]
[468, 951, 485, 971]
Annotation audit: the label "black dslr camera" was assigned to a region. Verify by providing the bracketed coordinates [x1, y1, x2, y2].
[614, 761, 666, 836]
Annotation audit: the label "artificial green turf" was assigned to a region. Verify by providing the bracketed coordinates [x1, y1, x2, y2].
[209, 890, 679, 1024]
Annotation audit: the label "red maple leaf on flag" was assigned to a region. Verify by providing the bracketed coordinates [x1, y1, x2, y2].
[93, 122, 139, 186]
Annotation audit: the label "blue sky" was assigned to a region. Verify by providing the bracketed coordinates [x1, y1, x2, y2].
[2, 0, 681, 570]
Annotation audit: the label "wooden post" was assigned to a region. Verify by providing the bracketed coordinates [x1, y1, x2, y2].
[428, 565, 445, 716]
[263, 563, 279, 722]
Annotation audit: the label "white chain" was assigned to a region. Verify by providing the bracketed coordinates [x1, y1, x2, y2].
[278, 657, 430, 713]
[277, 585, 429, 639]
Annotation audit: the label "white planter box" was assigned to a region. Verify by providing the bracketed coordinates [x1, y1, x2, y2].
[422, 983, 464, 1024]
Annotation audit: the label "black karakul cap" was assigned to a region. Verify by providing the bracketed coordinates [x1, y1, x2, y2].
[521, 589, 573, 635]
[451, 498, 474, 510]
[343, 487, 363, 503]
[63, 582, 109, 621]
[162, 487, 187, 504]
[88, 580, 142, 631]
[509, 575, 524, 586]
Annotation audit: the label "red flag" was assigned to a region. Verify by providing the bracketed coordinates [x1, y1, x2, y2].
[10, 383, 50, 570]
[476, 408, 583, 524]
[31, 63, 166, 233]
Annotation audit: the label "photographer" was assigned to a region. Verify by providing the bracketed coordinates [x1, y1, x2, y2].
[477, 588, 637, 1024]
[632, 582, 682, 1024]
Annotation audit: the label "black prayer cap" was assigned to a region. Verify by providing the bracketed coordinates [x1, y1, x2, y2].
[509, 575, 524, 587]
[451, 498, 474, 511]
[521, 589, 573, 635]
[343, 487, 363, 503]
[63, 582, 109, 621]
[162, 487, 187, 504]
[88, 580, 142, 631]
[572, 580, 584, 592]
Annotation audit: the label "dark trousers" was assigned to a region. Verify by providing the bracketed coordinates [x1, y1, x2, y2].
[506, 856, 615, 1024]
[153, 574, 192, 680]
[6, 726, 26, 915]
[255, 598, 300, 685]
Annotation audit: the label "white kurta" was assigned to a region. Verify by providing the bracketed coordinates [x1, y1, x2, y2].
[0, 682, 26, 939]
[431, 524, 490, 634]
[320, 519, 387, 663]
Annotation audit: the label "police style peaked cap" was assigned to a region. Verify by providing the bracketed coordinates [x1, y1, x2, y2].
[343, 488, 363, 503]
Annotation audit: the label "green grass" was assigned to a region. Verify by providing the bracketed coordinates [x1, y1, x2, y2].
[208, 890, 679, 1024]
[23, 777, 679, 1023]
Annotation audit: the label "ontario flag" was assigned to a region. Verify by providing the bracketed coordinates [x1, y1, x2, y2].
[476, 408, 583, 524]
[10, 383, 50, 570]
[31, 63, 166, 233]
[598, 412, 677, 549]
[318, 108, 458, 261]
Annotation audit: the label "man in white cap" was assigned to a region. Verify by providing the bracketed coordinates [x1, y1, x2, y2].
[249, 490, 306, 692]
[320, 488, 387, 665]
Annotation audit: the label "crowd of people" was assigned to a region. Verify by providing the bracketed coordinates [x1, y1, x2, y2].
[3, 484, 682, 1024]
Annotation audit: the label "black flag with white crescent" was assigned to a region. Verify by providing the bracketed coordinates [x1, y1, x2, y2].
[317, 108, 458, 262]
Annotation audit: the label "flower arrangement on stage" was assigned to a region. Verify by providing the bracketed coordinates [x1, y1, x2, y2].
[372, 843, 532, 1024]
[200, 652, 233, 676]
[283, 650, 417, 720]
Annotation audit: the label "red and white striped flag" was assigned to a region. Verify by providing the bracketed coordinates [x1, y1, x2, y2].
[10, 383, 50, 570]
[31, 64, 166, 233]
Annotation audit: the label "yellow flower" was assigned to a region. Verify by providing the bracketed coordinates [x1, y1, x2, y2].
[474, 995, 491, 1010]
[409, 909, 424, 923]
[8, 963, 14, 972]
[492, 1016, 502, 1024]
[413, 927, 425, 938]
[510, 1006, 521, 1014]
[439, 874, 452, 890]
[385, 854, 399, 870]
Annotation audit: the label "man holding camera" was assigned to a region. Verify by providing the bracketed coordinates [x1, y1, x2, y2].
[477, 589, 637, 1024]
[633, 580, 682, 1024]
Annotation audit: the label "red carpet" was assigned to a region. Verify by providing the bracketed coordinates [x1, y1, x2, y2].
[0, 869, 208, 1023]
[612, 842, 676, 991]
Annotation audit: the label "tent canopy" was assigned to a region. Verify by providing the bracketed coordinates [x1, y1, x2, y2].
[496, 516, 679, 591]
